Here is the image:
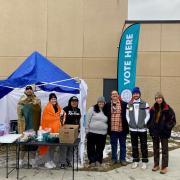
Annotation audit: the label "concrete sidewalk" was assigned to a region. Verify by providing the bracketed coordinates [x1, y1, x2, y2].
[0, 148, 179, 180]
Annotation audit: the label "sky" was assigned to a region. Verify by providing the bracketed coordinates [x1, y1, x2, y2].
[128, 0, 180, 20]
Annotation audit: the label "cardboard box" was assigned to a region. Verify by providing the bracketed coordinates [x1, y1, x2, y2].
[59, 125, 79, 144]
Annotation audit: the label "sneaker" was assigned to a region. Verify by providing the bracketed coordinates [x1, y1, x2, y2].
[19, 159, 25, 168]
[96, 161, 102, 167]
[50, 161, 56, 168]
[30, 159, 38, 168]
[160, 167, 167, 174]
[152, 165, 160, 171]
[120, 161, 127, 166]
[45, 161, 54, 169]
[111, 160, 117, 165]
[88, 162, 96, 168]
[66, 161, 72, 167]
[59, 163, 66, 169]
[96, 162, 104, 170]
[141, 163, 147, 170]
[131, 162, 139, 169]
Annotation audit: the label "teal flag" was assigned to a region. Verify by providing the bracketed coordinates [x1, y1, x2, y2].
[118, 23, 140, 102]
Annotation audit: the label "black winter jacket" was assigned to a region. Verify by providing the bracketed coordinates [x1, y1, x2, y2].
[104, 100, 129, 135]
[148, 103, 176, 139]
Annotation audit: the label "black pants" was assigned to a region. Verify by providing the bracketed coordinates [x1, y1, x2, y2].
[87, 132, 106, 164]
[152, 137, 168, 168]
[130, 131, 148, 163]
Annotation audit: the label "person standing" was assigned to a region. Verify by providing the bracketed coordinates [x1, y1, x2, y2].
[39, 93, 62, 169]
[59, 96, 81, 169]
[148, 92, 176, 174]
[86, 96, 108, 167]
[104, 90, 129, 166]
[17, 85, 41, 167]
[126, 87, 150, 169]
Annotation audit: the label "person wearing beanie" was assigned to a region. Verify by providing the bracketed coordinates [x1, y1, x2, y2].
[17, 85, 41, 168]
[86, 96, 108, 167]
[148, 92, 176, 174]
[59, 96, 81, 169]
[104, 91, 129, 166]
[126, 87, 150, 170]
[39, 93, 62, 169]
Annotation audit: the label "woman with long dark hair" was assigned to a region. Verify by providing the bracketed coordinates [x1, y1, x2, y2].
[148, 92, 176, 174]
[39, 93, 62, 169]
[86, 96, 108, 167]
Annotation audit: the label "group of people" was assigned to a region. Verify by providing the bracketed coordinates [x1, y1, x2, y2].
[17, 85, 81, 169]
[17, 85, 176, 174]
[86, 87, 176, 174]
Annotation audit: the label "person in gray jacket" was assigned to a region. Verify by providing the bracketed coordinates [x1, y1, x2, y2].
[86, 96, 108, 167]
[126, 87, 150, 170]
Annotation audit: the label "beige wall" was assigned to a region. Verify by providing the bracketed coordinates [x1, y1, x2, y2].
[0, 0, 127, 107]
[0, 1, 180, 123]
[136, 24, 180, 124]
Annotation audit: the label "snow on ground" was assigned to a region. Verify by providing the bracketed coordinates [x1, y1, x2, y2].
[0, 131, 180, 170]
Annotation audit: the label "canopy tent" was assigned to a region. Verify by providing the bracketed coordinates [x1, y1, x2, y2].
[0, 51, 87, 164]
[0, 51, 80, 99]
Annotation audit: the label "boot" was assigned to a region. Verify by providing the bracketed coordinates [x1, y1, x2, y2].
[160, 167, 167, 174]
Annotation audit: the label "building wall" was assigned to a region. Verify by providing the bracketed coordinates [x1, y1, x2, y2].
[0, 1, 179, 123]
[136, 23, 180, 123]
[0, 0, 127, 107]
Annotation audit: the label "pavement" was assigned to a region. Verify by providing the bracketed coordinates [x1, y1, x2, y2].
[0, 148, 180, 180]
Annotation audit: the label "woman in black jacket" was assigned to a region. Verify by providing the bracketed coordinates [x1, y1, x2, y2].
[148, 92, 176, 174]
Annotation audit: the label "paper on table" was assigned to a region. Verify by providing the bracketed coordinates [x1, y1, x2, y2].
[0, 134, 22, 143]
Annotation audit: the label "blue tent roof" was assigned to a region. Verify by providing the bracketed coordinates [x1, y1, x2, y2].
[0, 51, 79, 99]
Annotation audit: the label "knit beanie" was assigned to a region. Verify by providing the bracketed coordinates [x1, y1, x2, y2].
[155, 92, 164, 99]
[49, 93, 57, 101]
[97, 96, 106, 103]
[132, 87, 141, 95]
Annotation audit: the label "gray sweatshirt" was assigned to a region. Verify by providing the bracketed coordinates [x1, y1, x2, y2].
[86, 107, 108, 135]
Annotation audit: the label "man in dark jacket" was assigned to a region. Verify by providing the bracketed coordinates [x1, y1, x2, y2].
[104, 90, 129, 166]
[148, 92, 176, 174]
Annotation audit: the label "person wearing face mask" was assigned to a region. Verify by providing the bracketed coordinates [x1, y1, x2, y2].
[86, 96, 108, 167]
[59, 96, 81, 169]
[126, 87, 150, 170]
[39, 93, 62, 169]
[148, 92, 176, 174]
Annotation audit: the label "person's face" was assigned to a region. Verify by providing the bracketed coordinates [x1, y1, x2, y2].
[71, 100, 78, 108]
[111, 91, 119, 101]
[50, 98, 57, 105]
[25, 89, 33, 96]
[155, 97, 163, 105]
[98, 101, 105, 109]
[133, 93, 140, 100]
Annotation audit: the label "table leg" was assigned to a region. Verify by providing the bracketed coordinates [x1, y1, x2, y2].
[76, 146, 78, 171]
[6, 144, 8, 178]
[17, 144, 20, 179]
[28, 146, 30, 168]
[72, 146, 74, 180]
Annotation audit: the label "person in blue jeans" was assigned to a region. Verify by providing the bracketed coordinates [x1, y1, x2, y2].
[104, 90, 129, 165]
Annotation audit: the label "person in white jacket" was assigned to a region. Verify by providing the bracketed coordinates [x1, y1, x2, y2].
[126, 87, 150, 170]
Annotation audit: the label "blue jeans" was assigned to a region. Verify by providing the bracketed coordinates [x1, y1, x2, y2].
[110, 131, 127, 162]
